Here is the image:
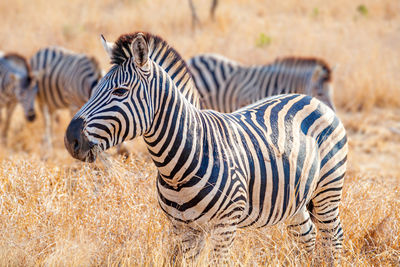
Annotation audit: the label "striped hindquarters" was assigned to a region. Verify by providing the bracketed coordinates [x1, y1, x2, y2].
[30, 47, 102, 112]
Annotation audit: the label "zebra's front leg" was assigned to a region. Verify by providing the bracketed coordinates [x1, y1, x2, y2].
[42, 105, 53, 149]
[210, 222, 237, 265]
[1, 102, 16, 145]
[172, 223, 206, 264]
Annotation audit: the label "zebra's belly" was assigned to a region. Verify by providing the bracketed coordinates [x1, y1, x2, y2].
[237, 189, 315, 229]
[156, 165, 248, 226]
[38, 88, 83, 112]
[157, 158, 319, 230]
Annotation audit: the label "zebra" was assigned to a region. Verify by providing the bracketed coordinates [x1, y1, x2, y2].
[64, 32, 348, 264]
[188, 53, 335, 113]
[0, 52, 37, 143]
[30, 47, 103, 146]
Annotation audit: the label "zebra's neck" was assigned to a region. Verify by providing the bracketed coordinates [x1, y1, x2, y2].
[143, 62, 204, 187]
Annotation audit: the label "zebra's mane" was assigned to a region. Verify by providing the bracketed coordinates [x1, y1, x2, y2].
[3, 53, 31, 76]
[111, 32, 189, 72]
[273, 57, 332, 82]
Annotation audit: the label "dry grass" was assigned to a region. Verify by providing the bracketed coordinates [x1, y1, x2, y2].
[0, 0, 399, 266]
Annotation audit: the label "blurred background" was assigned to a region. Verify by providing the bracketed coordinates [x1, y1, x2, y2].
[0, 0, 399, 265]
[1, 0, 400, 110]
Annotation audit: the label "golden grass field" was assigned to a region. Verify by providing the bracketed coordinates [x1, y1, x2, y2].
[0, 0, 399, 265]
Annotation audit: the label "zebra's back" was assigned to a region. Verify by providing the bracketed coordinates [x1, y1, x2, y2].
[188, 54, 335, 113]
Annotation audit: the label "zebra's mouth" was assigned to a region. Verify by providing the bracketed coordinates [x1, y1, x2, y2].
[65, 117, 103, 163]
[85, 142, 102, 163]
[85, 144, 97, 163]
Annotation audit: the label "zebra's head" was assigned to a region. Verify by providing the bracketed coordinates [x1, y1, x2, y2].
[4, 54, 38, 122]
[65, 33, 155, 162]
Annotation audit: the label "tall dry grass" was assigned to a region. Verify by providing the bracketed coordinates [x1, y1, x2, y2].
[0, 0, 399, 265]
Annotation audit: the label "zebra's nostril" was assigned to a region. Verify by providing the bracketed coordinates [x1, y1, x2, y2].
[27, 113, 36, 122]
[73, 140, 79, 153]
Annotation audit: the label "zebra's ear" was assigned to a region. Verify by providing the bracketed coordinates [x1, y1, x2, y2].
[100, 34, 114, 58]
[132, 33, 149, 68]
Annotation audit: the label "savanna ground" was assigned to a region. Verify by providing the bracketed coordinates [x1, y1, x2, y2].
[0, 0, 399, 265]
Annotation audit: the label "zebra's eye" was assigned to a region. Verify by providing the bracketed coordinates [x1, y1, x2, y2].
[112, 87, 129, 97]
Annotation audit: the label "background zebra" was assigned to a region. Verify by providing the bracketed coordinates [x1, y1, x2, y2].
[188, 53, 335, 113]
[0, 52, 37, 143]
[64, 32, 348, 264]
[30, 47, 103, 146]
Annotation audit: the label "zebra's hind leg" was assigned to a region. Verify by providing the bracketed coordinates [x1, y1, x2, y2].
[309, 192, 344, 262]
[40, 104, 54, 159]
[287, 206, 317, 253]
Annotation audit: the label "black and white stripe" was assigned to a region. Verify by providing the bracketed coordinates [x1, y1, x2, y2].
[65, 32, 347, 264]
[0, 52, 37, 142]
[188, 53, 335, 112]
[30, 46, 102, 145]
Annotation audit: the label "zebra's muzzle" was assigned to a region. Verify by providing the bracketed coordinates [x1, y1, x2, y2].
[64, 117, 97, 163]
[26, 111, 36, 122]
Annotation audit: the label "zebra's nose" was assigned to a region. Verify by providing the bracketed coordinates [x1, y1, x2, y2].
[65, 117, 88, 158]
[26, 111, 36, 122]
